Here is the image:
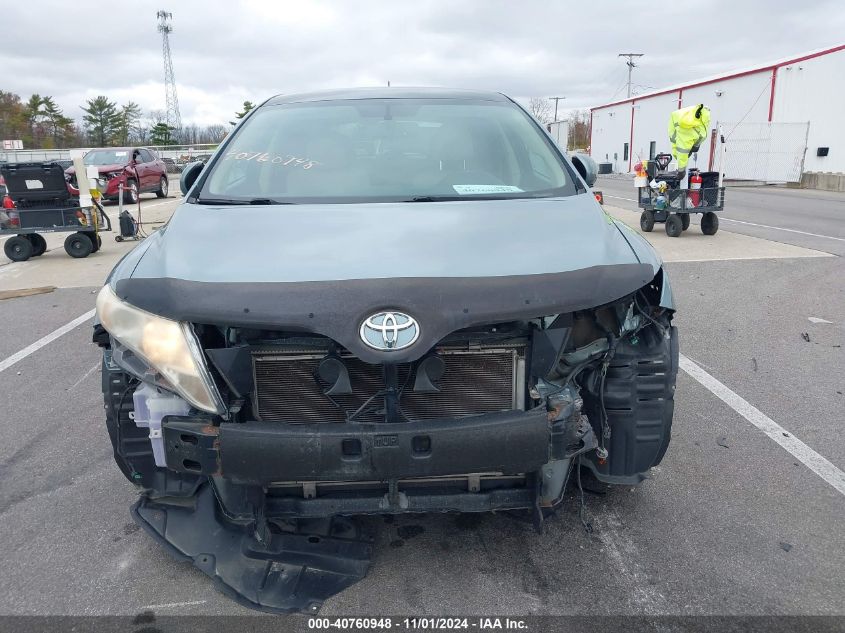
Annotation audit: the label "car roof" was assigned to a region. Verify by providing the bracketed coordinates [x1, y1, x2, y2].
[265, 87, 511, 106]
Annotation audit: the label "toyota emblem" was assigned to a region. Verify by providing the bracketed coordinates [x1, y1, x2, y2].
[359, 311, 420, 351]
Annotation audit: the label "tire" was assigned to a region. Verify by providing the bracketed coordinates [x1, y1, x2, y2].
[155, 176, 169, 198]
[680, 213, 691, 231]
[27, 233, 47, 257]
[665, 214, 684, 238]
[640, 210, 655, 232]
[64, 232, 94, 258]
[701, 212, 719, 235]
[123, 179, 139, 205]
[83, 231, 102, 252]
[4, 235, 33, 262]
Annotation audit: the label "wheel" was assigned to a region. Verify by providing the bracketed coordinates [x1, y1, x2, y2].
[155, 176, 169, 198]
[4, 235, 33, 262]
[640, 210, 655, 232]
[64, 232, 94, 258]
[665, 214, 684, 238]
[27, 233, 47, 257]
[123, 179, 139, 204]
[701, 212, 719, 235]
[115, 236, 124, 242]
[83, 231, 102, 252]
[680, 213, 691, 231]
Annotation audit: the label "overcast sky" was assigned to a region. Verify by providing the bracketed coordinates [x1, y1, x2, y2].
[2, 0, 843, 126]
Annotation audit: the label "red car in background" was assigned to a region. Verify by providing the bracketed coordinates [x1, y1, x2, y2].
[65, 147, 169, 203]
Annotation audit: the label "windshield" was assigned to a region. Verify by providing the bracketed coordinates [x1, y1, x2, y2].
[84, 149, 131, 165]
[200, 98, 576, 203]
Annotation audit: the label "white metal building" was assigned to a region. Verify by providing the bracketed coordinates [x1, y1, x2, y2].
[589, 43, 845, 187]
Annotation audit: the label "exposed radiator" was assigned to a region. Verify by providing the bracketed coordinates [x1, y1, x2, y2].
[252, 345, 525, 423]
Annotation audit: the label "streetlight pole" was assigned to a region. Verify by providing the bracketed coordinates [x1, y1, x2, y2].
[548, 96, 565, 122]
[618, 53, 644, 98]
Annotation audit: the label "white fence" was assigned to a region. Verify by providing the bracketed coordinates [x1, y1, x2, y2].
[719, 121, 810, 184]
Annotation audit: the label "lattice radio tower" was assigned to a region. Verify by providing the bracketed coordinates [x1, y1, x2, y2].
[157, 10, 182, 132]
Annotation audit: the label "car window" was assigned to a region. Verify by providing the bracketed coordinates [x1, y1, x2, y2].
[200, 98, 576, 203]
[84, 149, 131, 165]
[138, 149, 153, 163]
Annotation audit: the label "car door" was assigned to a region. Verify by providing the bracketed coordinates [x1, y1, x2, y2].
[146, 149, 165, 186]
[139, 149, 157, 190]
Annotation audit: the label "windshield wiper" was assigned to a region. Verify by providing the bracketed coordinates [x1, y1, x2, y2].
[405, 195, 460, 202]
[196, 197, 295, 205]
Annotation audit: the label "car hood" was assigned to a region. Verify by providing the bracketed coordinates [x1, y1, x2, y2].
[113, 195, 661, 362]
[65, 163, 125, 175]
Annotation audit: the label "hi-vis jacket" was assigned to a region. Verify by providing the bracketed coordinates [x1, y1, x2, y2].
[668, 104, 711, 170]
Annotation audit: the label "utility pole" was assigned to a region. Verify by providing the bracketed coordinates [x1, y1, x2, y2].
[618, 53, 644, 98]
[548, 96, 565, 122]
[157, 10, 182, 133]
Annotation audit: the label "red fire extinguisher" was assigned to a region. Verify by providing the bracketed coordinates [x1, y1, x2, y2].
[689, 170, 702, 207]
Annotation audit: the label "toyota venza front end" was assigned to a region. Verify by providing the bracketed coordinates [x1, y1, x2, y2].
[94, 88, 678, 613]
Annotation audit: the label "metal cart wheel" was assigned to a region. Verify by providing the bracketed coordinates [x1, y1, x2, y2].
[665, 214, 684, 238]
[640, 210, 655, 232]
[64, 232, 94, 258]
[4, 235, 33, 262]
[27, 233, 47, 257]
[701, 212, 719, 235]
[680, 213, 691, 231]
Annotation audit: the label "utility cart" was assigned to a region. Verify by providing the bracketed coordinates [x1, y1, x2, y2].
[636, 154, 725, 238]
[1, 162, 112, 262]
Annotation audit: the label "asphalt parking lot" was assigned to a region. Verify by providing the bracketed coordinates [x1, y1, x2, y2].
[0, 180, 843, 618]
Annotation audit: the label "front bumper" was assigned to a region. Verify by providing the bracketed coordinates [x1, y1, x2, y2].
[163, 409, 550, 485]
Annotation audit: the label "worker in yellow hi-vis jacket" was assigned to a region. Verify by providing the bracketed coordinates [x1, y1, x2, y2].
[668, 104, 711, 171]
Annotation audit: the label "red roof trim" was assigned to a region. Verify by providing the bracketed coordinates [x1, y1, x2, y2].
[591, 43, 845, 112]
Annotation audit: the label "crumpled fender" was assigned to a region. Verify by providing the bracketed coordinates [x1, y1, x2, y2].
[612, 220, 675, 311]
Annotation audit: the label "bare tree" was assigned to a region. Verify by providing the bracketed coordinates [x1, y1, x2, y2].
[527, 97, 553, 124]
[567, 109, 591, 151]
[204, 124, 228, 143]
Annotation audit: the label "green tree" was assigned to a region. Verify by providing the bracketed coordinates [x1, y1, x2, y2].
[114, 101, 143, 145]
[81, 95, 121, 146]
[41, 97, 75, 148]
[24, 94, 47, 146]
[229, 101, 254, 126]
[150, 122, 176, 145]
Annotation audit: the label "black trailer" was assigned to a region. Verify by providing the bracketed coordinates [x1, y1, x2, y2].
[636, 154, 725, 238]
[1, 162, 112, 261]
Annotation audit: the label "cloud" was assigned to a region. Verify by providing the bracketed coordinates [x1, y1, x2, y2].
[2, 0, 843, 126]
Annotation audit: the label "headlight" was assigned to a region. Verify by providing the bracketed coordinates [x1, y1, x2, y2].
[96, 285, 224, 414]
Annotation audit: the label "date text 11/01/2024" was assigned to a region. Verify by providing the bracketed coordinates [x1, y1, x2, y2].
[307, 618, 528, 630]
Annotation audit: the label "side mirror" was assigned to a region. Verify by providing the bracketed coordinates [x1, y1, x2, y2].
[571, 153, 598, 187]
[180, 161, 204, 195]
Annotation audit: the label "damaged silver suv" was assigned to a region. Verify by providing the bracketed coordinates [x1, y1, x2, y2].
[94, 88, 678, 613]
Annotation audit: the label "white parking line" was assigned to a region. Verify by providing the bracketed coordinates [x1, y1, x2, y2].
[604, 195, 845, 242]
[717, 218, 845, 242]
[680, 354, 845, 497]
[140, 600, 207, 610]
[0, 309, 95, 373]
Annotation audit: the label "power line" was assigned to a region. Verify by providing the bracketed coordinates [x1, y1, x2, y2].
[548, 96, 566, 121]
[618, 53, 644, 98]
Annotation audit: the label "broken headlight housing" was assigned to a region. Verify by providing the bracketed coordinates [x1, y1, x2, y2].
[95, 285, 224, 414]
